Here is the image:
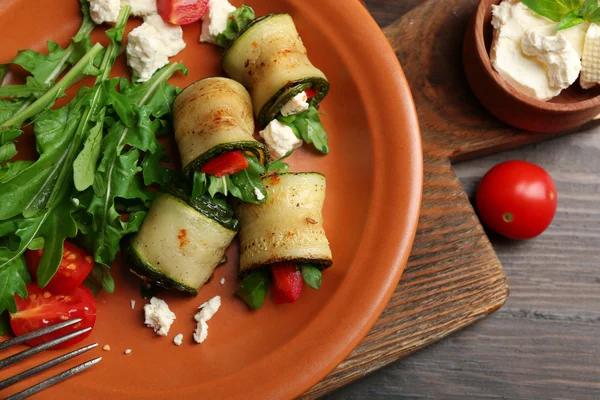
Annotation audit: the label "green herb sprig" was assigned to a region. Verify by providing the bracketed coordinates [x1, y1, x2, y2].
[522, 0, 600, 30]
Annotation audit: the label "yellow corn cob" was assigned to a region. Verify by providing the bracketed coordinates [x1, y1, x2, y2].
[580, 23, 600, 89]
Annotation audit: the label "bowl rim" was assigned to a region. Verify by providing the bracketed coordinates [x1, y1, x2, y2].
[473, 0, 600, 112]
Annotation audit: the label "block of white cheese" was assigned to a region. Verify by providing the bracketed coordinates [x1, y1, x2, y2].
[281, 92, 310, 116]
[521, 25, 581, 90]
[88, 0, 120, 25]
[122, 0, 157, 17]
[126, 16, 186, 82]
[490, 1, 560, 101]
[144, 297, 176, 336]
[259, 119, 303, 159]
[581, 23, 600, 89]
[200, 0, 236, 44]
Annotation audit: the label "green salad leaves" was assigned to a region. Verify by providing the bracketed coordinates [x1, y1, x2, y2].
[0, 4, 186, 312]
[278, 106, 329, 155]
[216, 5, 256, 48]
[522, 0, 600, 30]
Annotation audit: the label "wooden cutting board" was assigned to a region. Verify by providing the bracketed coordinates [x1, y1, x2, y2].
[303, 0, 572, 397]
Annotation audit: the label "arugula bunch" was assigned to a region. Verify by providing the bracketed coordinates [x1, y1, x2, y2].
[0, 5, 186, 312]
[216, 5, 256, 48]
[278, 106, 329, 155]
[522, 0, 600, 30]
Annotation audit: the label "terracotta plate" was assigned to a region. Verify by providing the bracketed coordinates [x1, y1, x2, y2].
[0, 0, 422, 398]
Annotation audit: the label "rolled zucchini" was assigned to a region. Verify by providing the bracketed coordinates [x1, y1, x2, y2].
[235, 172, 333, 275]
[222, 14, 330, 127]
[173, 77, 268, 175]
[128, 193, 238, 294]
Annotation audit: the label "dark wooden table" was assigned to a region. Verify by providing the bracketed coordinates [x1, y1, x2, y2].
[327, 1, 600, 399]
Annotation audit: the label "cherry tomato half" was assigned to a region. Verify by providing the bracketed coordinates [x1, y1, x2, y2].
[26, 241, 94, 294]
[157, 0, 209, 25]
[200, 151, 249, 178]
[10, 284, 96, 348]
[476, 160, 557, 240]
[271, 263, 303, 304]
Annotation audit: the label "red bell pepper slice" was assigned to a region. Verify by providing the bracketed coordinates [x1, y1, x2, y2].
[271, 263, 303, 304]
[200, 151, 249, 177]
[304, 88, 318, 99]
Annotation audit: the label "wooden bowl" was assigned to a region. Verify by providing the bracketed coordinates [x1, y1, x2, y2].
[464, 0, 600, 132]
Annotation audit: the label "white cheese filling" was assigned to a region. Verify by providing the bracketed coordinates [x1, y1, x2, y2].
[259, 119, 303, 159]
[280, 92, 309, 116]
[200, 0, 236, 44]
[143, 297, 176, 336]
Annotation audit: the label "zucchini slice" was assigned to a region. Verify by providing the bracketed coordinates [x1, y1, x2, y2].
[173, 77, 268, 175]
[222, 14, 330, 127]
[234, 172, 333, 275]
[128, 193, 238, 294]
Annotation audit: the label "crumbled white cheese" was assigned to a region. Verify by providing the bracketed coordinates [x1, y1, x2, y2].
[143, 297, 176, 336]
[124, 349, 132, 354]
[281, 92, 309, 116]
[122, 0, 157, 17]
[521, 25, 581, 90]
[200, 0, 236, 44]
[193, 296, 221, 343]
[173, 333, 183, 346]
[259, 119, 303, 159]
[581, 23, 600, 89]
[254, 187, 265, 201]
[88, 0, 120, 25]
[126, 16, 185, 82]
[490, 1, 560, 101]
[130, 299, 136, 310]
[144, 15, 187, 57]
[220, 277, 225, 285]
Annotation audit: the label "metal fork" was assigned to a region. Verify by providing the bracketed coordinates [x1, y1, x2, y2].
[0, 319, 102, 400]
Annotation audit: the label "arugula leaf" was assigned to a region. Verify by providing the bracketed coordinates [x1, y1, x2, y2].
[300, 264, 322, 290]
[0, 255, 29, 313]
[278, 106, 329, 154]
[237, 270, 270, 310]
[141, 147, 173, 187]
[193, 155, 267, 204]
[73, 110, 105, 191]
[267, 152, 292, 174]
[215, 5, 256, 48]
[84, 263, 115, 295]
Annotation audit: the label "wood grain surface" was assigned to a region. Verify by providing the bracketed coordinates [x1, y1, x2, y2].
[306, 0, 600, 398]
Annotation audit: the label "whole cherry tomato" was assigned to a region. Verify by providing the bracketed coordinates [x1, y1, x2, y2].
[476, 160, 557, 240]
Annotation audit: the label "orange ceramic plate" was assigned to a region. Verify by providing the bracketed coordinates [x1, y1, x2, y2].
[0, 0, 422, 398]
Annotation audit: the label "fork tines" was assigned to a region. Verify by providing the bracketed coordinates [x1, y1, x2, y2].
[0, 320, 102, 399]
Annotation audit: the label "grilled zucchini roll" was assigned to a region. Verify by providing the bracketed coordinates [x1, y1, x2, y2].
[173, 77, 268, 174]
[234, 172, 333, 275]
[222, 13, 329, 128]
[127, 193, 238, 295]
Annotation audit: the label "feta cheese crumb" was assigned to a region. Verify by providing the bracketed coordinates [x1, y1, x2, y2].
[131, 299, 136, 309]
[126, 16, 186, 82]
[193, 296, 221, 343]
[102, 344, 111, 351]
[200, 0, 236, 44]
[88, 0, 120, 25]
[125, 349, 132, 355]
[280, 92, 309, 117]
[173, 333, 183, 346]
[220, 277, 225, 285]
[254, 187, 265, 201]
[122, 0, 157, 17]
[259, 119, 303, 159]
[143, 297, 176, 336]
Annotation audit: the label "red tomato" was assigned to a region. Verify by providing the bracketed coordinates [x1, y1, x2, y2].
[271, 263, 303, 304]
[10, 284, 96, 348]
[157, 0, 209, 25]
[26, 242, 94, 294]
[305, 88, 318, 99]
[200, 151, 249, 177]
[476, 160, 557, 240]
